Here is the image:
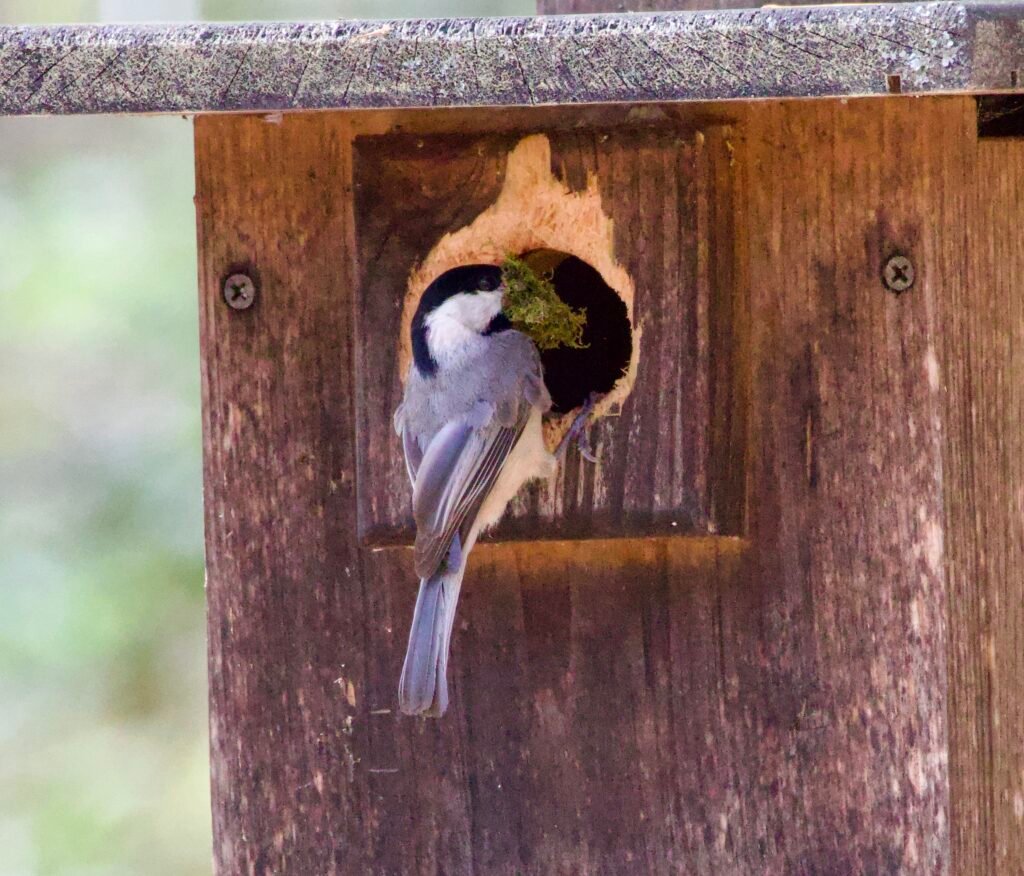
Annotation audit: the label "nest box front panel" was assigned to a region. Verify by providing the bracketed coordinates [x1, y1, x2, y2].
[354, 122, 744, 545]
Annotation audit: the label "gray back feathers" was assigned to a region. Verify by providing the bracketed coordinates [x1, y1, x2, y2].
[395, 328, 549, 716]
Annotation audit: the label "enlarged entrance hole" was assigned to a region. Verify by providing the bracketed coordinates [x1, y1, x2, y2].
[519, 249, 633, 415]
[399, 133, 642, 445]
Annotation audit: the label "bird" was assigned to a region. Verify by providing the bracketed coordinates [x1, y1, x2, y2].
[393, 263, 588, 717]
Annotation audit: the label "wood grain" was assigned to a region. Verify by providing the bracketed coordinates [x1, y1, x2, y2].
[735, 96, 958, 873]
[353, 122, 744, 544]
[195, 96, 1021, 874]
[943, 137, 1024, 875]
[539, 0, 866, 9]
[196, 113, 371, 874]
[9, 3, 1024, 116]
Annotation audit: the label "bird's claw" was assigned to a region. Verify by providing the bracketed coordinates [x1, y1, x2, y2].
[556, 392, 601, 463]
[576, 427, 598, 463]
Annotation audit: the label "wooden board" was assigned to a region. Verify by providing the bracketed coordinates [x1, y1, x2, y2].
[539, 0, 834, 9]
[8, 3, 1024, 116]
[197, 96, 1023, 874]
[353, 122, 744, 544]
[943, 137, 1024, 874]
[195, 113, 372, 873]
[734, 96, 958, 873]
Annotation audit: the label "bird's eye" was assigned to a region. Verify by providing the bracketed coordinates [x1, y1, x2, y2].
[478, 277, 497, 292]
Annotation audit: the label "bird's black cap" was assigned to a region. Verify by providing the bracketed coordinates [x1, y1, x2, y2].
[411, 265, 506, 376]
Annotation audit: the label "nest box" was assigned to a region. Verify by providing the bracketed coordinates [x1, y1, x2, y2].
[5, 2, 1024, 873]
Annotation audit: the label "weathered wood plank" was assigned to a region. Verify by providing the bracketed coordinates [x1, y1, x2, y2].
[196, 113, 372, 874]
[944, 136, 1024, 875]
[4, 3, 1024, 116]
[732, 96, 956, 873]
[540, 0, 827, 9]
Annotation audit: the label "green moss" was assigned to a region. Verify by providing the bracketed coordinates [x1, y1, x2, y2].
[501, 256, 588, 351]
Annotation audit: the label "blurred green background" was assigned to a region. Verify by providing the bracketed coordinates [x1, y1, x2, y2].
[0, 1, 529, 873]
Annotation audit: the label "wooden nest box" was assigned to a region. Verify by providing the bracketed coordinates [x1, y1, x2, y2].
[4, 1, 1024, 872]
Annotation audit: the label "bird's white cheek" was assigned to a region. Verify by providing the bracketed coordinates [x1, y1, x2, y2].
[460, 290, 503, 331]
[425, 315, 477, 363]
[422, 290, 504, 367]
[482, 290, 504, 324]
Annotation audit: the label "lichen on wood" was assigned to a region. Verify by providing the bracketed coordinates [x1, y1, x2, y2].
[4, 2, 1018, 117]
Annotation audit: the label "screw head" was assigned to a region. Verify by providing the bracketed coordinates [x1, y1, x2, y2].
[883, 255, 915, 293]
[223, 273, 256, 310]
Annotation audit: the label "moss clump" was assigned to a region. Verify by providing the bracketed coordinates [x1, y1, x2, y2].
[501, 256, 588, 351]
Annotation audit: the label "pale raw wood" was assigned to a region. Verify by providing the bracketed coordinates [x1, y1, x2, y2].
[397, 134, 639, 417]
[196, 97, 1010, 873]
[943, 137, 1024, 874]
[5, 3, 1024, 116]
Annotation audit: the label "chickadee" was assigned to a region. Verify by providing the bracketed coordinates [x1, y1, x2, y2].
[393, 264, 557, 717]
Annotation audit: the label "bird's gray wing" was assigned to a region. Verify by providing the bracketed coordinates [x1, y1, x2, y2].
[401, 422, 423, 486]
[394, 401, 423, 485]
[411, 401, 528, 579]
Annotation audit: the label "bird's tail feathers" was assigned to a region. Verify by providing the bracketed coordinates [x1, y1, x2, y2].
[398, 565, 465, 717]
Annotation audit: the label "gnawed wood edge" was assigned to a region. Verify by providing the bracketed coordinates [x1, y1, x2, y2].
[2, 3, 1023, 116]
[399, 133, 639, 447]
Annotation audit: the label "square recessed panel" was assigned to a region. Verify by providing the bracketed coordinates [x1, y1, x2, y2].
[353, 123, 744, 545]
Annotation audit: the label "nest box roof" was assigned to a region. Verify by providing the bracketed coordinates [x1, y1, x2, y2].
[1, 2, 1022, 116]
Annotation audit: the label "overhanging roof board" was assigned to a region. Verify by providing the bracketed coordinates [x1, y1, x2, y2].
[1, 3, 1022, 117]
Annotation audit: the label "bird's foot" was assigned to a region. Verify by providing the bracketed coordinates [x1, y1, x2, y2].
[556, 393, 601, 463]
